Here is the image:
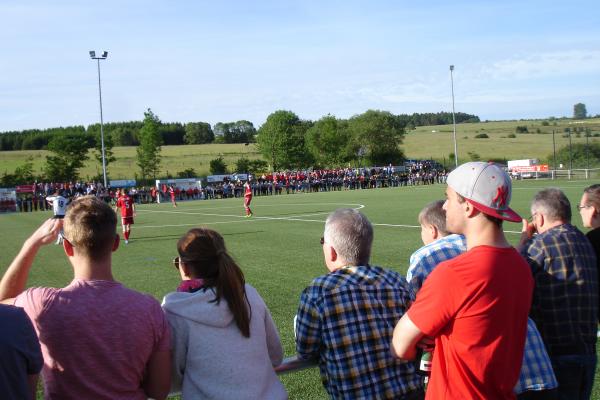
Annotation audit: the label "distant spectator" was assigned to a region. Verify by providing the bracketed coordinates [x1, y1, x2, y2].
[0, 304, 43, 400]
[519, 188, 598, 400]
[295, 208, 423, 399]
[162, 228, 286, 399]
[0, 196, 171, 399]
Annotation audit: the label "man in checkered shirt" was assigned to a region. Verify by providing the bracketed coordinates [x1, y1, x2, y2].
[519, 188, 598, 400]
[295, 208, 423, 399]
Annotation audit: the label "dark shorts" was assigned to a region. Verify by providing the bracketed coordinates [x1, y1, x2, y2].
[52, 215, 65, 219]
[122, 217, 134, 225]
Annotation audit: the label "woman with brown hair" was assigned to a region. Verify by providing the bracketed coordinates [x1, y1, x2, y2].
[161, 228, 286, 399]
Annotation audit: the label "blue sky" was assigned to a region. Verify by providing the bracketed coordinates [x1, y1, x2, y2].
[1, 0, 599, 131]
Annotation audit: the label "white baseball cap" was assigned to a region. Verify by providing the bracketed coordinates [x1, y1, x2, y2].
[446, 162, 521, 223]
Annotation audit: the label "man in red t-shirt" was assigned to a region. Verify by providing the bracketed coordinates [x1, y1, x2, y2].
[392, 162, 533, 399]
[243, 181, 253, 217]
[114, 189, 136, 244]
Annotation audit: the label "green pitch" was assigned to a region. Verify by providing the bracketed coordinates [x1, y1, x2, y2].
[1, 180, 598, 399]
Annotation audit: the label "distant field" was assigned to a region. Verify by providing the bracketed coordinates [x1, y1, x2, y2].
[2, 180, 600, 399]
[0, 117, 599, 180]
[405, 117, 600, 165]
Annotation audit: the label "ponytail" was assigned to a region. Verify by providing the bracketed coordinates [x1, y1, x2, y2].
[214, 252, 251, 337]
[178, 227, 252, 338]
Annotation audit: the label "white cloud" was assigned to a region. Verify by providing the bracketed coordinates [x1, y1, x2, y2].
[479, 50, 600, 80]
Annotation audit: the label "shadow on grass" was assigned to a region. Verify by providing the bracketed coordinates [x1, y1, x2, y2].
[132, 231, 266, 242]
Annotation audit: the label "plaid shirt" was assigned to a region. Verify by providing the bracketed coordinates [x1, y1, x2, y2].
[406, 234, 466, 292]
[295, 265, 422, 399]
[515, 319, 558, 393]
[521, 223, 598, 356]
[409, 236, 557, 394]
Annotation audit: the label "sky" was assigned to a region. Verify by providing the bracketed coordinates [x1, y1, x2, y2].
[1, 0, 599, 132]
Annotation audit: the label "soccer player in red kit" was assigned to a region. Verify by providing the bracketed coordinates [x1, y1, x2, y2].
[169, 186, 178, 208]
[244, 181, 253, 217]
[114, 189, 136, 244]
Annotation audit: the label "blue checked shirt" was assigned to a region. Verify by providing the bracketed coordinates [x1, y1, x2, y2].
[515, 319, 558, 393]
[295, 265, 422, 399]
[521, 223, 598, 356]
[406, 234, 467, 292]
[409, 235, 557, 394]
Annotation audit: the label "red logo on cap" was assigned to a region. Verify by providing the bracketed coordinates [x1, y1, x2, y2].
[493, 185, 508, 207]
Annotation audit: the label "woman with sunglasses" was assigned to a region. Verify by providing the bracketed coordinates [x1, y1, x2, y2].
[162, 228, 287, 399]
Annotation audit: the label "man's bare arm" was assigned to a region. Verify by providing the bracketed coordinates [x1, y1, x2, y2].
[0, 219, 61, 302]
[391, 313, 424, 361]
[142, 350, 171, 400]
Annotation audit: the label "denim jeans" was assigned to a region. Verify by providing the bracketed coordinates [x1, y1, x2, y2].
[550, 354, 597, 400]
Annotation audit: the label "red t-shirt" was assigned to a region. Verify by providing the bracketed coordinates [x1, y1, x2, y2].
[408, 246, 533, 400]
[116, 195, 134, 218]
[244, 184, 252, 197]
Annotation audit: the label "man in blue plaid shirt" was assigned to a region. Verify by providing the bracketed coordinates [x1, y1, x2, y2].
[519, 188, 598, 400]
[295, 208, 423, 399]
[411, 200, 557, 399]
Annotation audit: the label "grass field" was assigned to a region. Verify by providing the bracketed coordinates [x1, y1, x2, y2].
[1, 117, 600, 180]
[1, 179, 600, 399]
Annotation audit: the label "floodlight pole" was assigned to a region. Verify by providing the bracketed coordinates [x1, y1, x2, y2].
[450, 65, 458, 167]
[90, 51, 108, 188]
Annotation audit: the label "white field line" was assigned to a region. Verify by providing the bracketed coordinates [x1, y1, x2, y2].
[136, 205, 523, 235]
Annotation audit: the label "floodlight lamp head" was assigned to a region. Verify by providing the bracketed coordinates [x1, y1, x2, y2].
[450, 65, 454, 71]
[101, 51, 108, 58]
[89, 51, 96, 58]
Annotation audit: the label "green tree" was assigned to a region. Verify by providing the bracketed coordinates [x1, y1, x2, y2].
[573, 103, 587, 119]
[214, 121, 256, 143]
[347, 110, 405, 165]
[548, 142, 600, 169]
[256, 110, 313, 170]
[235, 156, 251, 173]
[209, 156, 227, 174]
[45, 134, 91, 181]
[136, 109, 163, 181]
[184, 122, 214, 144]
[306, 115, 352, 167]
[177, 168, 197, 178]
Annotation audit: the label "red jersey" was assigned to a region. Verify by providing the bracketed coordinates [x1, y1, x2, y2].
[244, 184, 252, 197]
[116, 195, 134, 218]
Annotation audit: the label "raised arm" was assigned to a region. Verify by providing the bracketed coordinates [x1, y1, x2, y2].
[0, 218, 61, 303]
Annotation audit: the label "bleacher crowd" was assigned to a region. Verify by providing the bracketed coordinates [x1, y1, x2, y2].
[1, 161, 599, 400]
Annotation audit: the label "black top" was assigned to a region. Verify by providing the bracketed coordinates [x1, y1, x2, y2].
[586, 226, 600, 321]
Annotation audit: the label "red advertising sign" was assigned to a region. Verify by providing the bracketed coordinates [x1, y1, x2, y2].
[15, 185, 35, 193]
[511, 165, 549, 173]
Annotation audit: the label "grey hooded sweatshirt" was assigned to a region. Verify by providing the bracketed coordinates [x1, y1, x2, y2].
[162, 284, 287, 399]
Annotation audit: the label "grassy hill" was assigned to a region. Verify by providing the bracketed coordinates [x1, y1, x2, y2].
[1, 118, 599, 181]
[405, 118, 600, 166]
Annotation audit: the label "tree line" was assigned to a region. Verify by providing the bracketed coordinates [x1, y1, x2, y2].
[0, 108, 480, 186]
[0, 111, 478, 152]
